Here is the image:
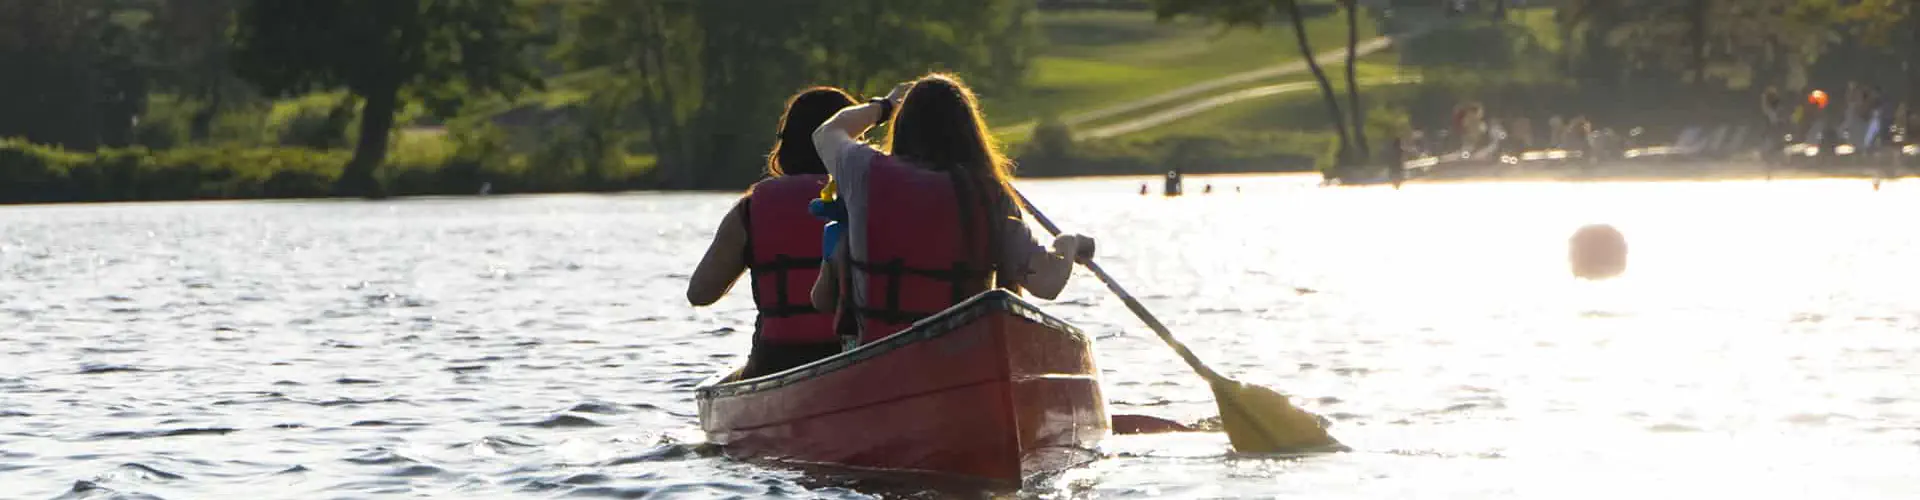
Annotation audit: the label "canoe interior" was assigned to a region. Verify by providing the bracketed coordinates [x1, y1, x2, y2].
[695, 290, 1109, 485]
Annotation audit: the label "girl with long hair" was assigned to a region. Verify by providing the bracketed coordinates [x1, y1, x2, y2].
[808, 73, 1094, 346]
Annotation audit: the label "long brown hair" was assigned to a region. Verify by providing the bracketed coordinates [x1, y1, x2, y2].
[767, 87, 856, 177]
[884, 73, 1022, 288]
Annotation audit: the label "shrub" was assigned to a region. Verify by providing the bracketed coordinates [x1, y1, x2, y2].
[0, 114, 661, 204]
[1023, 116, 1076, 170]
[0, 138, 350, 203]
[272, 94, 358, 149]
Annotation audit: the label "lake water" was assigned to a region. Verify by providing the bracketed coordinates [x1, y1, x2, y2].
[4, 174, 1919, 498]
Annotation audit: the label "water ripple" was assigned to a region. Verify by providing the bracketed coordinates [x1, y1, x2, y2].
[101, 462, 188, 482]
[75, 364, 150, 375]
[10, 182, 1920, 498]
[562, 401, 630, 415]
[511, 414, 606, 429]
[87, 428, 238, 440]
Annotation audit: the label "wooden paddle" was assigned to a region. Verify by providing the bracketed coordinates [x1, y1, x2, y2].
[1015, 189, 1346, 454]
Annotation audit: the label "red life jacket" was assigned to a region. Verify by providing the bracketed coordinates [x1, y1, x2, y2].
[745, 174, 835, 344]
[846, 156, 994, 344]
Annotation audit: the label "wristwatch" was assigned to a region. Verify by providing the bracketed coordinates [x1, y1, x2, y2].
[870, 97, 894, 125]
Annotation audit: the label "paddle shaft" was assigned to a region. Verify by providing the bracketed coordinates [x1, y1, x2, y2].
[1014, 190, 1226, 383]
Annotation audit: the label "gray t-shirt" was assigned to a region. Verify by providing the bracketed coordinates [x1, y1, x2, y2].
[824, 141, 1043, 298]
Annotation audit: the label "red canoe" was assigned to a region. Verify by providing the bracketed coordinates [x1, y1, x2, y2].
[695, 290, 1111, 485]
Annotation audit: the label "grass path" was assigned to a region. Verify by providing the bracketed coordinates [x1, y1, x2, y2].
[998, 35, 1396, 138]
[1076, 75, 1423, 140]
[999, 16, 1468, 144]
[986, 10, 1375, 127]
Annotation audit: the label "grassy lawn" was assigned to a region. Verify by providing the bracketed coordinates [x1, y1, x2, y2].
[1512, 7, 1561, 54]
[1131, 54, 1410, 138]
[255, 8, 1386, 145]
[240, 7, 1398, 175]
[981, 8, 1379, 127]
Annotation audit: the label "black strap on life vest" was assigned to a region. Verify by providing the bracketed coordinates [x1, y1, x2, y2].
[741, 199, 824, 319]
[848, 258, 989, 326]
[749, 255, 822, 317]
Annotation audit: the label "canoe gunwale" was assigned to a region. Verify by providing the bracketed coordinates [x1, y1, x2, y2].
[695, 289, 1086, 400]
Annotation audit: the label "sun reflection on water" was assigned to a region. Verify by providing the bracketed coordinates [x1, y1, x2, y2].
[1030, 175, 1920, 498]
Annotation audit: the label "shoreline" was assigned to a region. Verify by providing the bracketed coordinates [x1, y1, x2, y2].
[4, 165, 1913, 207]
[1339, 158, 1915, 186]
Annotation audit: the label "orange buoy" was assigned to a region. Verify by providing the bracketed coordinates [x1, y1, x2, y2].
[1569, 224, 1627, 279]
[1809, 90, 1829, 109]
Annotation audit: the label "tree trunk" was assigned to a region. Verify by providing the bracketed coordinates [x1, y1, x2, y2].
[1344, 2, 1369, 164]
[1688, 0, 1709, 85]
[189, 83, 222, 142]
[1280, 0, 1354, 167]
[339, 84, 397, 198]
[1908, 2, 1919, 116]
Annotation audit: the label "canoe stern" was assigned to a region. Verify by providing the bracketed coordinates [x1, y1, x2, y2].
[696, 290, 1109, 484]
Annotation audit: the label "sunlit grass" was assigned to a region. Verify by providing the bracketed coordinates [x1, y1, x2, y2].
[983, 9, 1379, 127]
[1108, 56, 1411, 139]
[1512, 7, 1562, 54]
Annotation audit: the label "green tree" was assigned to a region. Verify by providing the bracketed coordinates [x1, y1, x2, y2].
[231, 0, 542, 198]
[558, 0, 1038, 190]
[1151, 0, 1358, 168]
[1561, 0, 1832, 90]
[1828, 0, 1920, 105]
[149, 0, 246, 142]
[0, 0, 149, 150]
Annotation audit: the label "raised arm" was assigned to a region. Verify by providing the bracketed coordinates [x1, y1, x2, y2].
[813, 83, 910, 175]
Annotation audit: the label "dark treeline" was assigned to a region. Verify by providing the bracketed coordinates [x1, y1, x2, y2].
[0, 0, 1037, 203]
[7, 0, 1910, 202]
[1113, 0, 1920, 181]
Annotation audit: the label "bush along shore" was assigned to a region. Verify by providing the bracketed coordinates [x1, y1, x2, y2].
[0, 137, 658, 205]
[3, 123, 1336, 205]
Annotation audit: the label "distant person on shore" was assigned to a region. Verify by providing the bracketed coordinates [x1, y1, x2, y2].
[1599, 127, 1623, 160]
[1387, 134, 1407, 188]
[1762, 87, 1791, 161]
[1806, 89, 1838, 159]
[1896, 102, 1913, 148]
[1761, 87, 1782, 122]
[810, 74, 1095, 347]
[1762, 87, 1785, 135]
[1845, 82, 1865, 144]
[688, 87, 857, 379]
[1511, 116, 1535, 151]
[1564, 116, 1594, 159]
[1486, 119, 1508, 156]
[1796, 89, 1822, 142]
[1864, 85, 1885, 149]
[1453, 103, 1476, 153]
[1548, 115, 1566, 149]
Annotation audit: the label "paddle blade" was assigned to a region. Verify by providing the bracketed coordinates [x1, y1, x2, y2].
[1210, 379, 1345, 453]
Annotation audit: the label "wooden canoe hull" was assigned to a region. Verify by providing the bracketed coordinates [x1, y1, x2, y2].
[695, 290, 1109, 485]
